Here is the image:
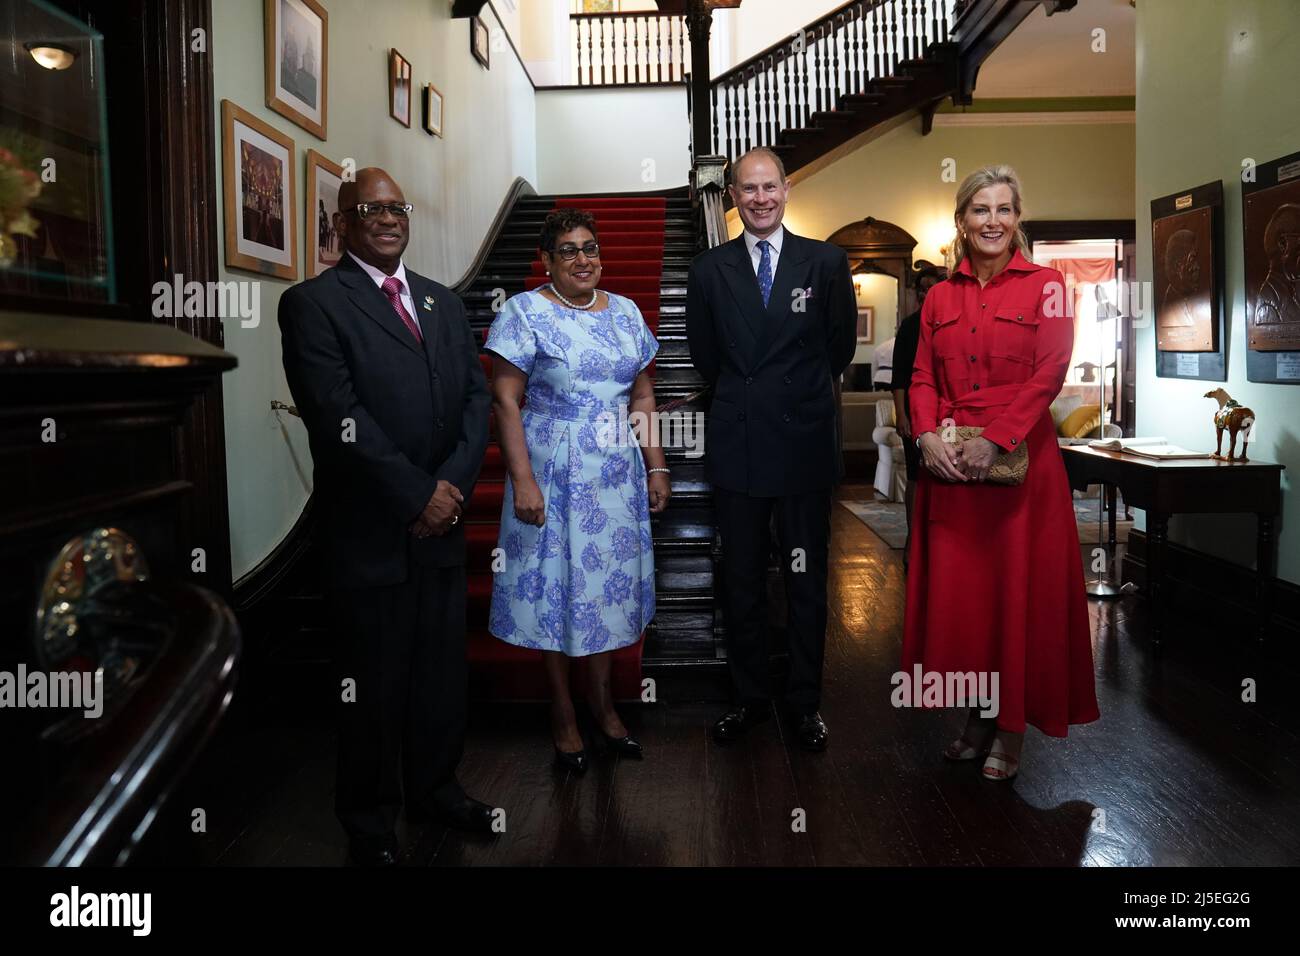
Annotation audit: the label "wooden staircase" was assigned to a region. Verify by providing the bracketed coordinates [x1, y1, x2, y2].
[695, 0, 1077, 180]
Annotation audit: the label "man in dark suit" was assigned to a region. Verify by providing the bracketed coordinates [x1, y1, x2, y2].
[279, 168, 495, 865]
[686, 148, 857, 751]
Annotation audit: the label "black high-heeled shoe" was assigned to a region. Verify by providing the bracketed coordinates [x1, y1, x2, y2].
[598, 730, 644, 759]
[554, 744, 588, 773]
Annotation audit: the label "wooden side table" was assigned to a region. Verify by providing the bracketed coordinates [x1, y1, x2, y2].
[1061, 445, 1285, 645]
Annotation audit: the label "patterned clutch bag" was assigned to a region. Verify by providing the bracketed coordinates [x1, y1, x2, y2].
[943, 425, 1028, 486]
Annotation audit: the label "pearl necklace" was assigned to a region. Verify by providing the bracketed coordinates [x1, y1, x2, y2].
[547, 282, 598, 311]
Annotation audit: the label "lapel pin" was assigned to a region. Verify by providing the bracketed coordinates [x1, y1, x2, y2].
[423, 294, 435, 311]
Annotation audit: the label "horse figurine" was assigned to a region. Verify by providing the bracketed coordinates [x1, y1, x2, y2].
[1204, 388, 1255, 462]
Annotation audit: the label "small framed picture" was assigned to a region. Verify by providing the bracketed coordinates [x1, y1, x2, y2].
[221, 99, 297, 281]
[421, 83, 443, 137]
[470, 16, 490, 69]
[264, 0, 327, 140]
[856, 306, 874, 344]
[305, 149, 344, 278]
[389, 48, 411, 127]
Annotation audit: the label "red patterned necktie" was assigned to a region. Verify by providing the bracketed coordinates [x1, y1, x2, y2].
[381, 275, 423, 343]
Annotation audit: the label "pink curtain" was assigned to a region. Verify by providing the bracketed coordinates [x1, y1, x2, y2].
[1046, 257, 1117, 328]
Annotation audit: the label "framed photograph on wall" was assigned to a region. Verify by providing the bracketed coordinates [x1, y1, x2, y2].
[264, 0, 327, 140]
[221, 100, 297, 281]
[305, 149, 344, 278]
[856, 307, 874, 344]
[1150, 180, 1225, 381]
[1243, 148, 1300, 384]
[470, 16, 490, 69]
[389, 49, 411, 127]
[421, 83, 443, 137]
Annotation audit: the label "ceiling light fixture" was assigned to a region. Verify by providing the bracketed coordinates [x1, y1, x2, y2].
[24, 41, 78, 71]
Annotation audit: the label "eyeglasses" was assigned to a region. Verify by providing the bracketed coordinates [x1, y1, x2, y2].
[550, 241, 600, 261]
[349, 202, 413, 220]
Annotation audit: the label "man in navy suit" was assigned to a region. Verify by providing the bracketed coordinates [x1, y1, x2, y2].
[279, 168, 495, 865]
[686, 148, 857, 751]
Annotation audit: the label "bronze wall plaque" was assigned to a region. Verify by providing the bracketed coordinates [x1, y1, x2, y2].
[1244, 154, 1300, 352]
[1153, 206, 1216, 351]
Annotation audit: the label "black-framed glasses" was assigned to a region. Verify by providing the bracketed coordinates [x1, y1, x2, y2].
[551, 241, 600, 261]
[349, 202, 413, 220]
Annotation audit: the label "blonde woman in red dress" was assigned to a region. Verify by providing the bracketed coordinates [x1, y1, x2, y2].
[903, 165, 1099, 781]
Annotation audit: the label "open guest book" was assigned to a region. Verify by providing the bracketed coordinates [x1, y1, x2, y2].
[1086, 437, 1211, 460]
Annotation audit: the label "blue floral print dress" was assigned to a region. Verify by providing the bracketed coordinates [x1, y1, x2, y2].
[484, 290, 659, 656]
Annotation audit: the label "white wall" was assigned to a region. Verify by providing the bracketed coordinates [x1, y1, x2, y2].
[535, 86, 690, 194]
[214, 0, 537, 581]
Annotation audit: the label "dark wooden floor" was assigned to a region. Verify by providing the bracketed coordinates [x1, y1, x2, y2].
[138, 482, 1300, 867]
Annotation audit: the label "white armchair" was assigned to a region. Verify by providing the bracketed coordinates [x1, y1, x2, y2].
[871, 398, 907, 502]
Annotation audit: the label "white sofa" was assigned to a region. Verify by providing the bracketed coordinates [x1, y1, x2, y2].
[871, 398, 907, 502]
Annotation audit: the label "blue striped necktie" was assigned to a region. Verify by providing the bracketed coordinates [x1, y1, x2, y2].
[756, 239, 773, 307]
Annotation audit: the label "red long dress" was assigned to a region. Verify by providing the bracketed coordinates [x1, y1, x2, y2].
[902, 249, 1099, 736]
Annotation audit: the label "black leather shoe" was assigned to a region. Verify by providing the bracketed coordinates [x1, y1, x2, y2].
[599, 731, 644, 758]
[555, 744, 589, 773]
[712, 703, 772, 743]
[794, 712, 829, 752]
[436, 797, 498, 834]
[348, 834, 398, 867]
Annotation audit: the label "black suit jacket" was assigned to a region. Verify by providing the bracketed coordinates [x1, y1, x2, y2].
[279, 253, 490, 588]
[686, 230, 857, 496]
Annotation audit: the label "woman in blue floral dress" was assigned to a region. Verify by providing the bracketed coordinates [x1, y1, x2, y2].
[485, 209, 670, 771]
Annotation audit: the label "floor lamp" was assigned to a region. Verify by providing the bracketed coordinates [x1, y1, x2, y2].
[1087, 284, 1122, 600]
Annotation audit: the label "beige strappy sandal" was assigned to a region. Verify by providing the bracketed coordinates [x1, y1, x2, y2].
[981, 744, 1020, 781]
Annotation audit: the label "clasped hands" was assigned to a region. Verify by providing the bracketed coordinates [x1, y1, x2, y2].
[409, 480, 464, 538]
[918, 432, 1000, 483]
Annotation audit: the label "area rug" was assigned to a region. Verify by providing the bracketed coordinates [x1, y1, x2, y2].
[841, 493, 1134, 550]
[839, 500, 907, 549]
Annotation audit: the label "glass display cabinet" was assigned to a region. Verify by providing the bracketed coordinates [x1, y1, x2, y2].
[0, 0, 115, 304]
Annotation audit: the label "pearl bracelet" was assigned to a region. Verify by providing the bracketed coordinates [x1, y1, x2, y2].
[647, 467, 670, 475]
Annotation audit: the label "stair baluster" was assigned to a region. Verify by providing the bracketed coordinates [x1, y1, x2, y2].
[851, 4, 864, 95]
[726, 79, 736, 159]
[624, 16, 634, 85]
[584, 19, 592, 85]
[831, 16, 842, 112]
[783, 48, 793, 132]
[793, 37, 804, 129]
[812, 26, 822, 114]
[712, 83, 722, 155]
[873, 4, 883, 83]
[742, 69, 752, 153]
[681, 15, 691, 82]
[764, 53, 774, 145]
[907, 0, 917, 61]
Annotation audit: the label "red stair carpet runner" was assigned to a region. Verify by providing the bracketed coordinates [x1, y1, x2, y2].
[464, 194, 668, 701]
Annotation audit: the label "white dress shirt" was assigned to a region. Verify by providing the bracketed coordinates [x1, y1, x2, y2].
[743, 224, 784, 279]
[347, 250, 420, 335]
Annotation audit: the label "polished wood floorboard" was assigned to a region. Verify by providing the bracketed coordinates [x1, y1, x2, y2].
[138, 483, 1300, 867]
